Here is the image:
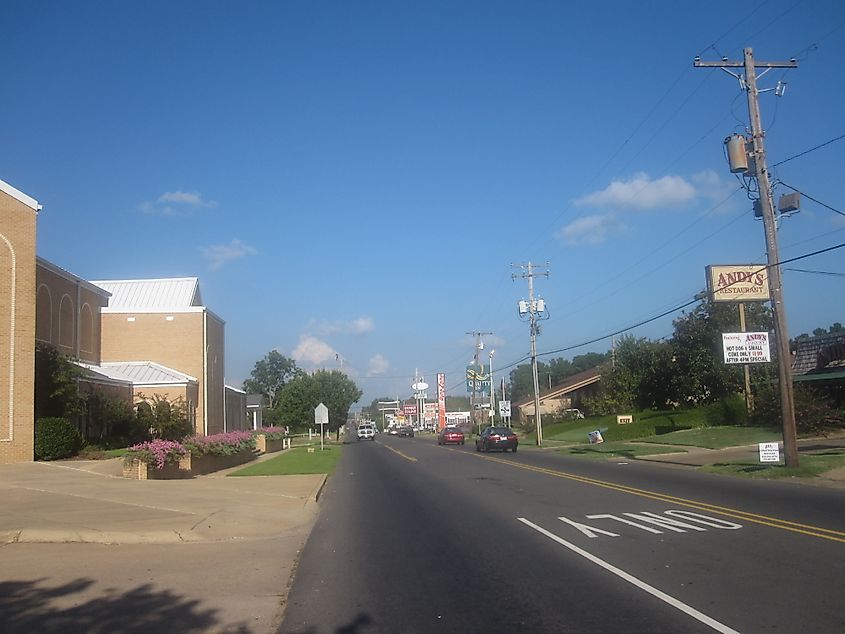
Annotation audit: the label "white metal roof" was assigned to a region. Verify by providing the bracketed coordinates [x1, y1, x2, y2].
[90, 277, 202, 310]
[0, 178, 41, 211]
[78, 361, 198, 386]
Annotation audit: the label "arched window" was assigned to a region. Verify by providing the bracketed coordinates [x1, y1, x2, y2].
[80, 304, 94, 353]
[36, 285, 52, 343]
[58, 295, 74, 349]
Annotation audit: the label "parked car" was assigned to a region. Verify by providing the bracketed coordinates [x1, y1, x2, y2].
[475, 426, 518, 453]
[562, 408, 585, 420]
[357, 423, 376, 441]
[397, 425, 415, 437]
[437, 426, 465, 446]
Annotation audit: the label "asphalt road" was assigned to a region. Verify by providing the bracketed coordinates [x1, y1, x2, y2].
[280, 433, 845, 633]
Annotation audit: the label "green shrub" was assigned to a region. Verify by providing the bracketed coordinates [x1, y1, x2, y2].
[34, 417, 82, 460]
[704, 394, 748, 427]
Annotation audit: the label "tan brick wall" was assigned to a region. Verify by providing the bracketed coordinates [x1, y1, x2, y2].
[100, 310, 215, 435]
[0, 191, 37, 463]
[224, 387, 247, 431]
[35, 264, 108, 364]
[205, 313, 225, 434]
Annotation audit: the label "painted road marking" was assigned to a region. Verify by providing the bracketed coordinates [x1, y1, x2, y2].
[379, 442, 417, 462]
[472, 452, 845, 543]
[518, 517, 741, 634]
[560, 510, 742, 538]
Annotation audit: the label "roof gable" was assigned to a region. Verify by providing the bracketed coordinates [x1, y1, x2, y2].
[0, 178, 41, 211]
[90, 277, 202, 310]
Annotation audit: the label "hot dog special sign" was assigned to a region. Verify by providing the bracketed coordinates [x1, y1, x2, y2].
[722, 332, 771, 364]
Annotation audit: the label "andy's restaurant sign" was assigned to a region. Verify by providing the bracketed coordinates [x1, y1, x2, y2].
[706, 265, 770, 303]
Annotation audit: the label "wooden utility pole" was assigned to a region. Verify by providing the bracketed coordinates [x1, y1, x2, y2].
[695, 48, 799, 467]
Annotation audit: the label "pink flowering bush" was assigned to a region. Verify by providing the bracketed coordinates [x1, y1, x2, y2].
[255, 426, 287, 441]
[182, 430, 256, 456]
[125, 439, 187, 470]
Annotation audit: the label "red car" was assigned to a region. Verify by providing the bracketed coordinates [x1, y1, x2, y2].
[437, 426, 465, 446]
[475, 426, 518, 453]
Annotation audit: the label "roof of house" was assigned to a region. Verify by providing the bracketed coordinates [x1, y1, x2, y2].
[515, 367, 603, 408]
[0, 178, 41, 211]
[78, 361, 198, 386]
[90, 277, 202, 311]
[792, 332, 845, 375]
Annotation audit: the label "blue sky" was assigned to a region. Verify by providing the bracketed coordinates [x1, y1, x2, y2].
[4, 1, 844, 408]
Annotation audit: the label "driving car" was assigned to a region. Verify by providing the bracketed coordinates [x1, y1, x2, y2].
[437, 426, 465, 445]
[475, 426, 518, 452]
[357, 423, 376, 441]
[397, 425, 415, 437]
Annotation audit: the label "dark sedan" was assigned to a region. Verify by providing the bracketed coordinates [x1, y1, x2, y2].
[397, 425, 415, 437]
[437, 426, 465, 445]
[475, 426, 518, 453]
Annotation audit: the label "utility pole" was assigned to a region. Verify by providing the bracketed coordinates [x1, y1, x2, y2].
[513, 262, 550, 446]
[466, 331, 493, 431]
[695, 48, 799, 467]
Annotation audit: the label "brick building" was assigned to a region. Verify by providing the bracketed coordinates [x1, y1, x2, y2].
[0, 180, 39, 463]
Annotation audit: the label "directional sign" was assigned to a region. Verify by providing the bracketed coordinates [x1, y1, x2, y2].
[315, 403, 329, 425]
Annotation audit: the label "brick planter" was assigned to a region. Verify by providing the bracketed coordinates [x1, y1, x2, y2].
[186, 449, 257, 476]
[123, 455, 191, 480]
[255, 433, 287, 454]
[123, 449, 256, 480]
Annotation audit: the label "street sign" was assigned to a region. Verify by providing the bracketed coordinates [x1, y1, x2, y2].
[315, 403, 329, 451]
[315, 403, 329, 425]
[498, 400, 511, 417]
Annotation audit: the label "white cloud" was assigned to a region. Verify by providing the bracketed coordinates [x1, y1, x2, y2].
[308, 316, 375, 336]
[139, 190, 217, 215]
[367, 354, 389, 376]
[292, 336, 337, 366]
[576, 173, 696, 210]
[200, 238, 258, 270]
[555, 213, 625, 245]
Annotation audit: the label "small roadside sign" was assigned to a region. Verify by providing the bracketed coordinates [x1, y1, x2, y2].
[499, 400, 511, 418]
[759, 442, 780, 463]
[315, 403, 329, 451]
[588, 430, 604, 444]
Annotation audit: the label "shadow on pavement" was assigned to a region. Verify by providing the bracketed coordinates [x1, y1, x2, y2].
[0, 577, 248, 633]
[282, 611, 373, 634]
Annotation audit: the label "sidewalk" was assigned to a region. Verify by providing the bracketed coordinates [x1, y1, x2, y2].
[0, 456, 326, 545]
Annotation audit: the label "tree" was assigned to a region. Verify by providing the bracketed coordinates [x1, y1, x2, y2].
[275, 370, 363, 435]
[671, 300, 773, 405]
[242, 350, 302, 409]
[35, 342, 86, 420]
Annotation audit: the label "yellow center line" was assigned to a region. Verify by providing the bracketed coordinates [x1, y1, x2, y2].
[467, 451, 845, 543]
[379, 442, 417, 462]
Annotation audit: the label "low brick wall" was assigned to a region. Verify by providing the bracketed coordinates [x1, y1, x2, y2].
[186, 449, 257, 476]
[254, 434, 288, 454]
[123, 449, 256, 480]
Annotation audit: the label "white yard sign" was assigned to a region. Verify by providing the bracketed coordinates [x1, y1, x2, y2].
[722, 332, 771, 364]
[759, 442, 781, 463]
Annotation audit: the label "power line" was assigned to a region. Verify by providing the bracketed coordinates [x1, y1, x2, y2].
[537, 241, 845, 359]
[772, 133, 845, 168]
[778, 182, 845, 217]
[784, 268, 845, 278]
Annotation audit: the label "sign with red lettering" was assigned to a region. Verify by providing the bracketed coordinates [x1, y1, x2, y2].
[722, 332, 771, 364]
[706, 265, 770, 303]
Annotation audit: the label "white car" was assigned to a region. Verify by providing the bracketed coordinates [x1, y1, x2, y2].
[357, 423, 376, 441]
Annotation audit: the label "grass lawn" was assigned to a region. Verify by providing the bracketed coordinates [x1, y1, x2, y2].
[701, 446, 845, 479]
[557, 442, 686, 459]
[638, 426, 782, 449]
[227, 444, 342, 476]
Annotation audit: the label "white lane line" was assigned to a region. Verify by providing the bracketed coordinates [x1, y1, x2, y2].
[517, 517, 741, 634]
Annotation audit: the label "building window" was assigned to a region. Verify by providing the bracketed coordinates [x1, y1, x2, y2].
[36, 285, 52, 343]
[80, 304, 94, 353]
[58, 295, 74, 349]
